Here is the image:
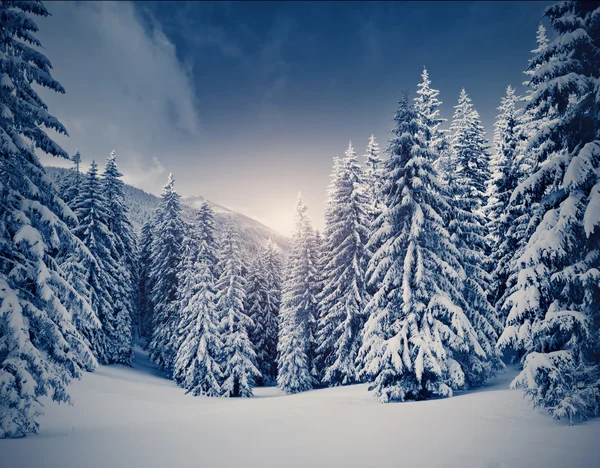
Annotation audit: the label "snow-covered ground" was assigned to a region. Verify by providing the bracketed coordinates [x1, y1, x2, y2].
[4, 347, 600, 468]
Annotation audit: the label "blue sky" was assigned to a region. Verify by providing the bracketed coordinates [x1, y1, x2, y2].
[38, 1, 551, 235]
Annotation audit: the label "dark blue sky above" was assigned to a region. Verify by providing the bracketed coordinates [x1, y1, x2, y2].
[136, 1, 548, 136]
[40, 1, 552, 234]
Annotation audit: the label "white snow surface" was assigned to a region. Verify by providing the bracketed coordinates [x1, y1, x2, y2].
[4, 346, 600, 468]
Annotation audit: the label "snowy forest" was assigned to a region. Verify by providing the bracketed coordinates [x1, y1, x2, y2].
[1, 0, 600, 459]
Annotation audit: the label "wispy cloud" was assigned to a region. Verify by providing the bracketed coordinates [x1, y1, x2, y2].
[36, 1, 201, 192]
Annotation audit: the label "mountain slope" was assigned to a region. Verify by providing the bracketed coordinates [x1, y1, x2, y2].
[45, 166, 289, 258]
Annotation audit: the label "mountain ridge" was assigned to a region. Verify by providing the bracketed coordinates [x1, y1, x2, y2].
[45, 166, 289, 259]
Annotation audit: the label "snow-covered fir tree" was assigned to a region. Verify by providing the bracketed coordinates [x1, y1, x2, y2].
[494, 23, 558, 325]
[317, 142, 371, 386]
[414, 68, 452, 183]
[498, 1, 600, 424]
[170, 220, 200, 356]
[136, 220, 154, 340]
[244, 255, 269, 385]
[414, 68, 447, 154]
[259, 238, 282, 384]
[362, 135, 384, 229]
[173, 205, 223, 396]
[277, 194, 319, 393]
[58, 150, 82, 208]
[447, 87, 501, 383]
[70, 161, 130, 364]
[216, 220, 260, 397]
[195, 201, 220, 277]
[149, 174, 184, 376]
[101, 150, 135, 364]
[449, 89, 492, 213]
[0, 0, 98, 438]
[357, 94, 492, 402]
[486, 86, 523, 307]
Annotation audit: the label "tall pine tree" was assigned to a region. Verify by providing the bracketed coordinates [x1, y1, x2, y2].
[0, 1, 97, 438]
[58, 150, 82, 209]
[498, 1, 600, 424]
[494, 23, 558, 326]
[362, 135, 384, 230]
[317, 142, 371, 386]
[357, 94, 491, 402]
[486, 86, 523, 308]
[149, 173, 184, 376]
[136, 220, 154, 340]
[449, 89, 492, 213]
[245, 254, 269, 385]
[101, 150, 134, 364]
[217, 220, 259, 397]
[448, 88, 501, 384]
[277, 194, 319, 393]
[260, 238, 282, 384]
[71, 161, 127, 364]
[173, 204, 223, 396]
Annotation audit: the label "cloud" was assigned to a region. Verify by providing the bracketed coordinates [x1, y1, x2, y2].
[35, 1, 201, 193]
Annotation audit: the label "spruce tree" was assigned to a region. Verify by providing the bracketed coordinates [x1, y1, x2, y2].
[149, 174, 184, 376]
[317, 142, 371, 386]
[414, 69, 452, 184]
[357, 94, 490, 402]
[494, 24, 558, 326]
[217, 220, 260, 397]
[58, 150, 82, 208]
[170, 220, 199, 356]
[101, 150, 134, 364]
[173, 207, 223, 396]
[260, 238, 282, 384]
[277, 194, 319, 393]
[449, 89, 492, 213]
[196, 201, 220, 277]
[447, 88, 501, 383]
[136, 220, 154, 340]
[245, 255, 269, 386]
[71, 161, 126, 364]
[486, 86, 523, 308]
[498, 1, 600, 424]
[414, 68, 447, 153]
[362, 135, 384, 229]
[0, 1, 97, 437]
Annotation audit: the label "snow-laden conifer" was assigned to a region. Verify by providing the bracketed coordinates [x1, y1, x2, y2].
[217, 220, 260, 397]
[245, 255, 269, 385]
[494, 24, 559, 325]
[449, 89, 492, 212]
[149, 174, 184, 376]
[0, 0, 97, 437]
[486, 86, 524, 308]
[362, 135, 384, 229]
[277, 194, 319, 393]
[173, 203, 223, 396]
[70, 161, 128, 363]
[101, 150, 135, 364]
[357, 94, 490, 402]
[259, 238, 282, 384]
[498, 1, 600, 424]
[317, 142, 371, 386]
[58, 150, 83, 209]
[136, 220, 154, 340]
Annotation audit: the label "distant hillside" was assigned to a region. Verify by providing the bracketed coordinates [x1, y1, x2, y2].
[45, 166, 289, 259]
